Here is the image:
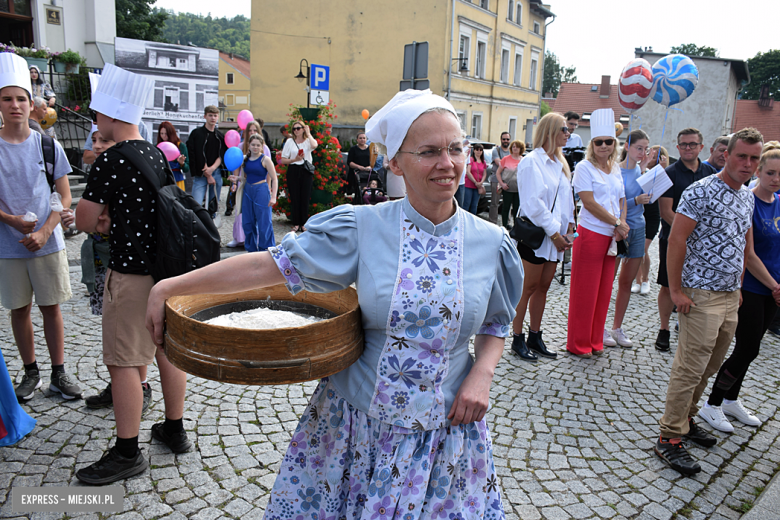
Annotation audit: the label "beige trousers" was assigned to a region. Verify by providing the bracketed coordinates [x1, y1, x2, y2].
[659, 288, 739, 438]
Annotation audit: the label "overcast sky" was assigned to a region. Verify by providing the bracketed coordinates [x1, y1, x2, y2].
[154, 0, 776, 85]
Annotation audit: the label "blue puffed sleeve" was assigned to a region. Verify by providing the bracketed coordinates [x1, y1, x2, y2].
[476, 231, 524, 337]
[268, 205, 359, 295]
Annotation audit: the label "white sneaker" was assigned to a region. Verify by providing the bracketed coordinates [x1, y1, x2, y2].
[603, 329, 617, 347]
[640, 282, 650, 295]
[722, 399, 761, 427]
[610, 328, 633, 348]
[226, 239, 242, 248]
[631, 283, 640, 294]
[698, 405, 735, 433]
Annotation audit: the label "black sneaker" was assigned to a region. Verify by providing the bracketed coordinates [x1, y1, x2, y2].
[15, 368, 42, 402]
[86, 383, 153, 415]
[767, 325, 780, 338]
[655, 329, 671, 352]
[654, 437, 701, 475]
[76, 446, 148, 485]
[527, 330, 558, 359]
[510, 333, 538, 363]
[684, 417, 717, 448]
[86, 383, 113, 409]
[49, 371, 83, 400]
[151, 423, 192, 453]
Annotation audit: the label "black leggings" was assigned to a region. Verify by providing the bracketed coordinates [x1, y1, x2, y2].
[708, 289, 779, 406]
[287, 164, 313, 227]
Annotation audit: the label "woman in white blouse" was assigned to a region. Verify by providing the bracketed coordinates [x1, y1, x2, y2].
[510, 113, 574, 362]
[567, 109, 628, 358]
[278, 122, 318, 232]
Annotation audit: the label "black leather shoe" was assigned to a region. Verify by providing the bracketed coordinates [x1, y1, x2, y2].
[511, 333, 537, 362]
[684, 417, 717, 448]
[527, 330, 557, 359]
[655, 329, 671, 352]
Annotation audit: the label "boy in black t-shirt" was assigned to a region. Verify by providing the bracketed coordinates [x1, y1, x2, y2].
[74, 64, 191, 485]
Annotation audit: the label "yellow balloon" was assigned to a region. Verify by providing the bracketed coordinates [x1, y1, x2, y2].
[40, 108, 58, 130]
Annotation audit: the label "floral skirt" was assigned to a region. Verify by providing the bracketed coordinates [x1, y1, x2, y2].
[264, 379, 505, 520]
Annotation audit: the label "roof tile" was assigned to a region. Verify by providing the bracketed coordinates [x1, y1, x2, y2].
[551, 82, 630, 126]
[733, 99, 779, 143]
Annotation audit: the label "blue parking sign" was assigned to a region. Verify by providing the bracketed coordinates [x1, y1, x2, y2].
[311, 64, 330, 91]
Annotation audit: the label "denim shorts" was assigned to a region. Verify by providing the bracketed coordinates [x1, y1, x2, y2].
[618, 226, 646, 259]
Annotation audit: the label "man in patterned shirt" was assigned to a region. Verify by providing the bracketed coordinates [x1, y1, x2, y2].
[655, 128, 763, 475]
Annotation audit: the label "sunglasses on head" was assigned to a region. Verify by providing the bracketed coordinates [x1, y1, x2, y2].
[593, 138, 615, 147]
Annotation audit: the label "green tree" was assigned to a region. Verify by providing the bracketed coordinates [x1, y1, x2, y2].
[116, 0, 168, 42]
[542, 51, 577, 97]
[670, 43, 718, 57]
[540, 100, 551, 117]
[163, 12, 251, 58]
[740, 49, 780, 100]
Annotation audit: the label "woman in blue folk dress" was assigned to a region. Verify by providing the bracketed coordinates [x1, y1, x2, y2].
[146, 90, 523, 520]
[240, 134, 278, 252]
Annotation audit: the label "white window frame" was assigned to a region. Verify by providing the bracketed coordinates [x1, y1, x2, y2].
[513, 48, 524, 86]
[471, 112, 483, 140]
[530, 52, 539, 90]
[456, 110, 467, 133]
[508, 117, 517, 141]
[458, 32, 471, 76]
[476, 39, 487, 79]
[500, 47, 510, 83]
[516, 2, 523, 26]
[226, 72, 234, 85]
[533, 21, 540, 34]
[507, 0, 514, 21]
[479, 0, 489, 9]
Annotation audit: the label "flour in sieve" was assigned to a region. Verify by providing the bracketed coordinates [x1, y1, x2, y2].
[203, 308, 324, 329]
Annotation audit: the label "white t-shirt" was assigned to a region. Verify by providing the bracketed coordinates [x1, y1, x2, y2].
[565, 133, 583, 149]
[282, 138, 315, 165]
[0, 131, 71, 258]
[572, 159, 625, 237]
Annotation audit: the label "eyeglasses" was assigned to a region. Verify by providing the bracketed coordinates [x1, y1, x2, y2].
[396, 139, 466, 165]
[678, 142, 701, 149]
[593, 139, 615, 147]
[561, 126, 571, 135]
[292, 126, 303, 131]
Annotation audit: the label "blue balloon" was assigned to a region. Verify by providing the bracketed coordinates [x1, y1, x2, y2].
[223, 146, 244, 172]
[650, 54, 699, 108]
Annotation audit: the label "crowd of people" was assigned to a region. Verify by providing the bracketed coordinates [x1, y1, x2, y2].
[1, 51, 779, 517]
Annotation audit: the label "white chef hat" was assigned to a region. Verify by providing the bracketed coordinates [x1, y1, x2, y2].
[88, 72, 100, 96]
[89, 64, 154, 125]
[0, 53, 33, 99]
[365, 89, 457, 159]
[590, 108, 616, 140]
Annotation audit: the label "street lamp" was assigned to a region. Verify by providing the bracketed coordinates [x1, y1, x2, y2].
[295, 59, 310, 107]
[452, 58, 468, 74]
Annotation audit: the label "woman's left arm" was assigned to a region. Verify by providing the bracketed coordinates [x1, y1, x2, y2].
[264, 156, 279, 205]
[447, 334, 504, 426]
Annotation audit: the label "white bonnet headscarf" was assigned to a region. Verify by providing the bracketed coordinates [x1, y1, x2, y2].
[365, 89, 457, 159]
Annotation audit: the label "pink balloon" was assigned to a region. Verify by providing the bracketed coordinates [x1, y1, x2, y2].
[225, 130, 241, 148]
[157, 141, 180, 162]
[237, 110, 254, 130]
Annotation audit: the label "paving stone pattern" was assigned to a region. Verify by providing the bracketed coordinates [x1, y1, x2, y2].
[2, 207, 780, 520]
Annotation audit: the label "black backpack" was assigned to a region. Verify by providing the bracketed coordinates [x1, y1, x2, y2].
[113, 142, 221, 283]
[40, 134, 56, 191]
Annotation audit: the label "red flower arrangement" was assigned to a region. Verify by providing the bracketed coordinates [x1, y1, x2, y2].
[274, 101, 349, 219]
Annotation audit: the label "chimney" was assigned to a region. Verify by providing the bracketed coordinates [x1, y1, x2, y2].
[229, 52, 234, 60]
[544, 91, 553, 98]
[600, 75, 610, 98]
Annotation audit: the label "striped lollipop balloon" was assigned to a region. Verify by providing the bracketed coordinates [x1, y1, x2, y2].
[650, 54, 699, 107]
[618, 58, 653, 114]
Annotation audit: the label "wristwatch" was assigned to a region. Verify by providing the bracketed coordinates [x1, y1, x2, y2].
[614, 219, 622, 227]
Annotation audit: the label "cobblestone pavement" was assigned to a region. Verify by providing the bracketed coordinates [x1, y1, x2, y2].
[2, 204, 780, 520]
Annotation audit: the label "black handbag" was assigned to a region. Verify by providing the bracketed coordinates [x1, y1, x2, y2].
[510, 172, 563, 249]
[296, 142, 316, 174]
[616, 237, 629, 256]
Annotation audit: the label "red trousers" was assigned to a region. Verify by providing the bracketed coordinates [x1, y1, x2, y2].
[567, 226, 616, 355]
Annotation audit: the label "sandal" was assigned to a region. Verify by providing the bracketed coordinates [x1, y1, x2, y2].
[568, 350, 592, 359]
